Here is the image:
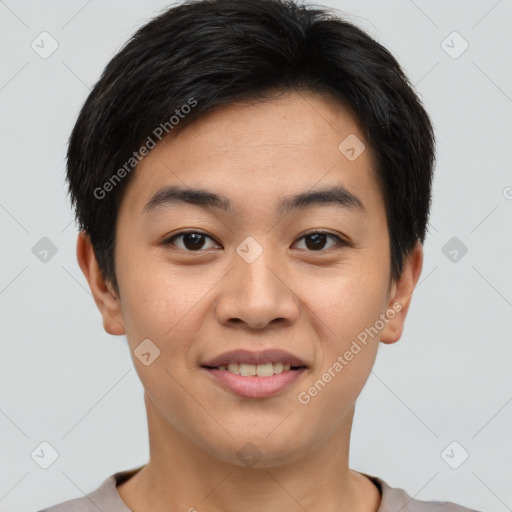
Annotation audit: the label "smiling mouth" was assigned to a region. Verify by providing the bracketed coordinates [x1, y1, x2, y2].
[202, 362, 307, 377]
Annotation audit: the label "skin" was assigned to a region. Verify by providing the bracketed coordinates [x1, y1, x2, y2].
[77, 90, 423, 512]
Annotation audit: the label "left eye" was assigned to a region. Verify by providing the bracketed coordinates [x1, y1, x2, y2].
[164, 231, 346, 252]
[294, 232, 345, 251]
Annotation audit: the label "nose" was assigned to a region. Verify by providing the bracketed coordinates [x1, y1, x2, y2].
[214, 245, 300, 330]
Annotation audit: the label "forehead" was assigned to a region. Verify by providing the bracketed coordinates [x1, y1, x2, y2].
[118, 90, 383, 220]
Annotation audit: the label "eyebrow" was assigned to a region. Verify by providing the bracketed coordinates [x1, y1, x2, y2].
[143, 184, 365, 216]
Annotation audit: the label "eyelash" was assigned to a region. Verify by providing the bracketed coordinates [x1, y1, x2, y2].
[163, 230, 349, 252]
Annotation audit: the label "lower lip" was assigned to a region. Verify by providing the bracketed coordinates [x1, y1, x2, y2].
[202, 367, 307, 398]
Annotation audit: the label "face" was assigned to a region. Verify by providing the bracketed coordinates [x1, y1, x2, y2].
[80, 90, 422, 468]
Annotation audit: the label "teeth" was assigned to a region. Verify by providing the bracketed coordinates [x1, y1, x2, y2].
[256, 363, 273, 377]
[227, 363, 239, 374]
[240, 363, 256, 376]
[217, 362, 297, 376]
[273, 362, 284, 374]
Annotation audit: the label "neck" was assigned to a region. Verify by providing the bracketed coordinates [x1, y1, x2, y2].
[117, 395, 381, 512]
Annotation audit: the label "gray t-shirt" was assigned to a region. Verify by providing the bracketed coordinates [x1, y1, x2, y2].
[38, 466, 482, 512]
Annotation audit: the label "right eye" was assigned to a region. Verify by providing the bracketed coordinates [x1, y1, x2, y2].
[163, 231, 222, 251]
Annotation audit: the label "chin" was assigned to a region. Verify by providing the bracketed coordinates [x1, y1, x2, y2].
[199, 429, 314, 469]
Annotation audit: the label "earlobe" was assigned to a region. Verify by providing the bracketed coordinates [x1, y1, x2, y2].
[76, 232, 126, 336]
[380, 240, 424, 345]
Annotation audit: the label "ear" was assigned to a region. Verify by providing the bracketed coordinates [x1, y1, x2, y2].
[380, 240, 424, 345]
[76, 231, 126, 336]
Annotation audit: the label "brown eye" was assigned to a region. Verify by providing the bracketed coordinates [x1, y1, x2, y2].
[164, 230, 347, 253]
[294, 231, 346, 251]
[165, 231, 220, 251]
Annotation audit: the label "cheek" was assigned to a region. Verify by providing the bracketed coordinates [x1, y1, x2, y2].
[298, 276, 385, 420]
[300, 265, 388, 411]
[118, 251, 196, 327]
[305, 261, 389, 338]
[118, 262, 218, 376]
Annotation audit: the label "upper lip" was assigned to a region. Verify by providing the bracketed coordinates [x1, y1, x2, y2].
[202, 349, 308, 368]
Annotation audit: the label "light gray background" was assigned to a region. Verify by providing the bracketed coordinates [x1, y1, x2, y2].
[0, 1, 511, 511]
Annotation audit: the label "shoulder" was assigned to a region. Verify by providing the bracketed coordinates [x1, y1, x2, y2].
[38, 496, 100, 512]
[37, 466, 144, 512]
[362, 473, 483, 512]
[37, 474, 115, 512]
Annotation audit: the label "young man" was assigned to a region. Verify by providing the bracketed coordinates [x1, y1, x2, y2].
[39, 0, 481, 510]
